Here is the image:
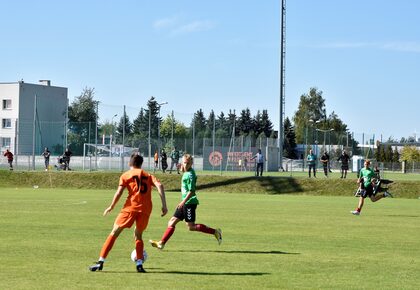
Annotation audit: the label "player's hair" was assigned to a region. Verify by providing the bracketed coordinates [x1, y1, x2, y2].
[183, 153, 193, 165]
[130, 153, 143, 168]
[365, 159, 371, 165]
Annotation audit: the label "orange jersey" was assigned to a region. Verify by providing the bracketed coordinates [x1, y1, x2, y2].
[119, 168, 161, 214]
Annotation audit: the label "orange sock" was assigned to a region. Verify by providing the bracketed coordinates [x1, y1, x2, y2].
[100, 235, 117, 259]
[135, 239, 144, 260]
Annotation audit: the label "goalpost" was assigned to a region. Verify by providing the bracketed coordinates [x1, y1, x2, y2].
[83, 143, 138, 171]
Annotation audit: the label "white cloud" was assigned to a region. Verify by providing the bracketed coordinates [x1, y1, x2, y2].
[171, 20, 215, 36]
[382, 42, 420, 53]
[153, 16, 179, 30]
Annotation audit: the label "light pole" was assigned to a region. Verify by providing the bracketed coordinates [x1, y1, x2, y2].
[110, 114, 117, 169]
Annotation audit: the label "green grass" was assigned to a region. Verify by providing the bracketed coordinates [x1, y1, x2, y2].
[0, 188, 419, 289]
[1, 170, 419, 198]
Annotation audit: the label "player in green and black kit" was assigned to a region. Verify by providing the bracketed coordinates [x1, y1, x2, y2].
[350, 159, 393, 215]
[150, 153, 222, 250]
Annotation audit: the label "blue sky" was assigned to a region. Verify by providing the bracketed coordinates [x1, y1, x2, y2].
[1, 0, 419, 141]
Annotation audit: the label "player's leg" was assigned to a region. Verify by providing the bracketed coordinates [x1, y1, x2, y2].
[351, 195, 365, 215]
[150, 216, 181, 250]
[89, 224, 124, 271]
[134, 213, 150, 273]
[185, 205, 222, 245]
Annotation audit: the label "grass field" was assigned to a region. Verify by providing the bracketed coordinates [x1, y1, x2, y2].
[1, 188, 419, 289]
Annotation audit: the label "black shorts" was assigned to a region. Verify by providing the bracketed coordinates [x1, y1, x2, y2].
[173, 204, 197, 223]
[360, 183, 374, 198]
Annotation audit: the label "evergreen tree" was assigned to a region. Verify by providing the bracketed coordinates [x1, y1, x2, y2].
[132, 108, 148, 137]
[191, 109, 206, 138]
[253, 110, 263, 136]
[374, 143, 382, 161]
[392, 147, 400, 162]
[205, 110, 216, 138]
[216, 111, 229, 138]
[261, 110, 273, 137]
[226, 110, 238, 137]
[385, 145, 393, 162]
[237, 108, 252, 135]
[283, 117, 297, 158]
[115, 113, 132, 144]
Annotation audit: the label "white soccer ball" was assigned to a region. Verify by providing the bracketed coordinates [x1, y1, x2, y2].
[130, 249, 148, 263]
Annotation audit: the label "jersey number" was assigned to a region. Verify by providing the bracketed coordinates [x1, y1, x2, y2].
[133, 175, 148, 194]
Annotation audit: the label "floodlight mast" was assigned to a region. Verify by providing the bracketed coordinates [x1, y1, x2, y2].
[279, 0, 286, 171]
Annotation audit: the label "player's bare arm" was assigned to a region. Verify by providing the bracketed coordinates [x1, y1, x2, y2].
[154, 182, 168, 216]
[103, 185, 125, 216]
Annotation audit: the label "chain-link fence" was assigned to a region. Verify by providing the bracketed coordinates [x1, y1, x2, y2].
[1, 101, 419, 173]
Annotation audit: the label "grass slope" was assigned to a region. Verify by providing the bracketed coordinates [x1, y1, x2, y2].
[0, 188, 419, 289]
[0, 170, 419, 198]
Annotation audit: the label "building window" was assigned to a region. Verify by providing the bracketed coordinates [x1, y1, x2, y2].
[2, 99, 12, 110]
[1, 137, 11, 147]
[2, 118, 12, 128]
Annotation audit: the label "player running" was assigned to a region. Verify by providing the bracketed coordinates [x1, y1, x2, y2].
[350, 159, 393, 215]
[149, 153, 222, 250]
[89, 153, 168, 273]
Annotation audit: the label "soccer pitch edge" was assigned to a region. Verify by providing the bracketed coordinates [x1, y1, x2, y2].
[0, 187, 419, 289]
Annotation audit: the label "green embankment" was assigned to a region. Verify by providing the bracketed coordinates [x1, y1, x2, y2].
[0, 170, 418, 198]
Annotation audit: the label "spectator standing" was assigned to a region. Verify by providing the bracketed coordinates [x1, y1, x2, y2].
[42, 147, 51, 171]
[153, 150, 159, 172]
[3, 149, 14, 170]
[320, 151, 330, 177]
[63, 148, 72, 170]
[251, 149, 265, 177]
[337, 150, 350, 178]
[169, 147, 180, 174]
[307, 149, 317, 178]
[160, 149, 168, 173]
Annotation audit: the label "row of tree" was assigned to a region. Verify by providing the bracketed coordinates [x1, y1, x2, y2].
[67, 88, 275, 155]
[67, 87, 419, 162]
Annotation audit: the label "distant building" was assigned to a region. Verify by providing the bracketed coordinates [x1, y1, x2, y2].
[0, 80, 68, 155]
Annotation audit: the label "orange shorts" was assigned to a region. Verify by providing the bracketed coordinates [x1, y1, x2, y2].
[114, 210, 150, 232]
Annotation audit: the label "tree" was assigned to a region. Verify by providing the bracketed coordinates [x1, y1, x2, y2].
[261, 110, 274, 137]
[292, 87, 326, 144]
[283, 117, 297, 159]
[384, 145, 394, 162]
[237, 108, 253, 135]
[190, 109, 206, 138]
[226, 110, 238, 137]
[132, 108, 148, 137]
[205, 110, 216, 138]
[253, 110, 263, 137]
[115, 113, 132, 145]
[67, 87, 98, 155]
[216, 111, 229, 138]
[400, 146, 420, 162]
[392, 147, 400, 162]
[160, 115, 188, 140]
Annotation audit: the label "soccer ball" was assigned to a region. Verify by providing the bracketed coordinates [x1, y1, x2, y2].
[130, 249, 148, 263]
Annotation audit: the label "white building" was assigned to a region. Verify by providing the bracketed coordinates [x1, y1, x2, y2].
[0, 80, 68, 155]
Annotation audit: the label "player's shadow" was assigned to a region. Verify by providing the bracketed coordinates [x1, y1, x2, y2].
[156, 270, 269, 276]
[102, 269, 269, 276]
[175, 249, 300, 255]
[194, 176, 303, 194]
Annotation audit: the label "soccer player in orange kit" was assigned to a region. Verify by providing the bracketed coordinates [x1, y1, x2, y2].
[89, 153, 168, 273]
